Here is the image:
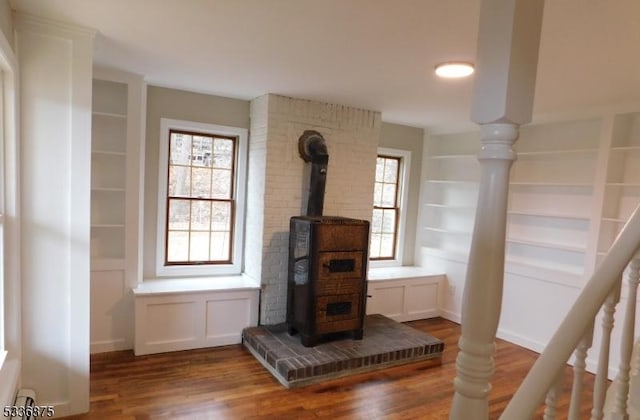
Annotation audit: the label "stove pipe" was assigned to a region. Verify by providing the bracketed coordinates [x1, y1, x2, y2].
[298, 130, 328, 217]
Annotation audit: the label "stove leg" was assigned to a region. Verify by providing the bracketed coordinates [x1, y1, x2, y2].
[301, 334, 316, 347]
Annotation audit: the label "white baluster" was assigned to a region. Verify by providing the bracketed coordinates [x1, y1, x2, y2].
[591, 281, 622, 420]
[629, 340, 640, 417]
[568, 322, 594, 420]
[543, 371, 565, 420]
[611, 255, 640, 420]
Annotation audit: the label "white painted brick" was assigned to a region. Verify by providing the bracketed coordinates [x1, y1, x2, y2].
[250, 93, 380, 325]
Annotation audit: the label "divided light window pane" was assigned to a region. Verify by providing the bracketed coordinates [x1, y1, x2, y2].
[166, 130, 236, 265]
[371, 155, 401, 260]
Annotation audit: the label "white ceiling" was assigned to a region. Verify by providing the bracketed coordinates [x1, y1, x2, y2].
[10, 0, 640, 132]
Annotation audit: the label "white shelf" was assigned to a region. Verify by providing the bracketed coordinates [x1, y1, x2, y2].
[427, 180, 477, 185]
[508, 210, 589, 221]
[425, 203, 475, 210]
[424, 226, 470, 235]
[601, 217, 627, 223]
[611, 145, 640, 151]
[516, 148, 598, 157]
[505, 256, 584, 278]
[510, 182, 593, 188]
[606, 183, 640, 187]
[93, 150, 126, 157]
[92, 187, 125, 193]
[93, 111, 126, 119]
[507, 237, 586, 253]
[429, 154, 476, 160]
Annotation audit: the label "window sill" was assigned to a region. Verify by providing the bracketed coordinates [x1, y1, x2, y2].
[367, 266, 445, 282]
[134, 274, 260, 296]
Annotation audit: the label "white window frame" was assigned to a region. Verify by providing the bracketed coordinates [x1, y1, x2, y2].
[156, 118, 248, 277]
[370, 147, 411, 268]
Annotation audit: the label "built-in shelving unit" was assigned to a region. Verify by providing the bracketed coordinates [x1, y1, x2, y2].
[421, 118, 601, 278]
[506, 119, 600, 276]
[595, 112, 640, 266]
[90, 69, 145, 354]
[421, 131, 480, 262]
[91, 79, 128, 263]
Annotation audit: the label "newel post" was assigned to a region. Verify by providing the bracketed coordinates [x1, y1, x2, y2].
[450, 0, 545, 418]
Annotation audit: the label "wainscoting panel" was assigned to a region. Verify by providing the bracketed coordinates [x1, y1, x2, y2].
[366, 269, 444, 322]
[406, 282, 440, 319]
[134, 288, 259, 355]
[205, 294, 256, 345]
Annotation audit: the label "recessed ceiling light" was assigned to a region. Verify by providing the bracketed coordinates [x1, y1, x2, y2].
[434, 62, 475, 78]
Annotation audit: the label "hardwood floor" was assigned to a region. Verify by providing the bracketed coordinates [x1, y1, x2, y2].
[64, 318, 596, 419]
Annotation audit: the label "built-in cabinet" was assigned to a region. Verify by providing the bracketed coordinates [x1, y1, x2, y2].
[90, 68, 145, 353]
[420, 114, 640, 286]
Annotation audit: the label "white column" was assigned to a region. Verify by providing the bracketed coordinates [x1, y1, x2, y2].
[16, 14, 94, 416]
[450, 123, 518, 417]
[450, 0, 544, 418]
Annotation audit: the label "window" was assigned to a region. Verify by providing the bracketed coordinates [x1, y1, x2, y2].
[0, 72, 4, 355]
[0, 27, 18, 382]
[370, 148, 410, 264]
[157, 119, 247, 276]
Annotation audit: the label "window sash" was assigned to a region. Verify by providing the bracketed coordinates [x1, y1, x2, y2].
[164, 197, 235, 265]
[371, 155, 402, 261]
[165, 129, 237, 266]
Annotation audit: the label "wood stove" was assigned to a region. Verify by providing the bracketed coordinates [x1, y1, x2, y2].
[287, 130, 370, 347]
[287, 216, 370, 347]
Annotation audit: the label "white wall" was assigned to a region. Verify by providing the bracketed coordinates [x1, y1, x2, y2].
[16, 14, 93, 415]
[143, 86, 249, 279]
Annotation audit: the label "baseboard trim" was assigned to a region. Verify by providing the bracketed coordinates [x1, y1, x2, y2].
[90, 338, 131, 354]
[496, 328, 546, 354]
[439, 309, 547, 354]
[439, 309, 461, 324]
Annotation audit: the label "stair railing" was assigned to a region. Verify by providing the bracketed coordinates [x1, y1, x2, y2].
[500, 203, 640, 419]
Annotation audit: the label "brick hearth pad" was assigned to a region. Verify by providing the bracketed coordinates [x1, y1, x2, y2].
[242, 314, 444, 388]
